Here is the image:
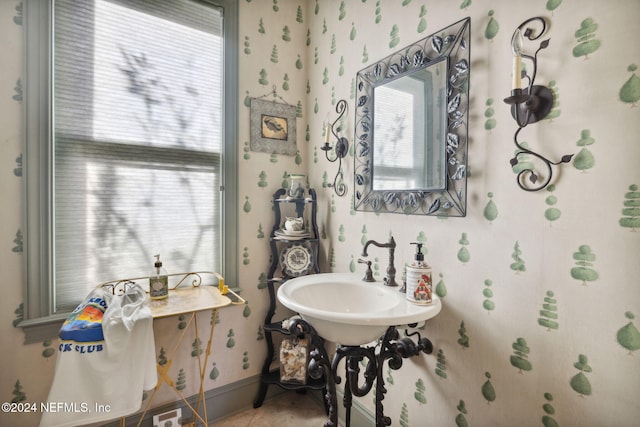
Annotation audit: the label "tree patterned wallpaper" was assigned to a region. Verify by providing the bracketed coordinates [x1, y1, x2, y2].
[1, 0, 639, 426]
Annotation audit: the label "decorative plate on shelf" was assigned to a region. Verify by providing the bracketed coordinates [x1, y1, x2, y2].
[280, 243, 314, 277]
[274, 229, 311, 241]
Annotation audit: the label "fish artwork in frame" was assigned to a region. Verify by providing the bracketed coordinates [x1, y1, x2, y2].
[250, 98, 297, 155]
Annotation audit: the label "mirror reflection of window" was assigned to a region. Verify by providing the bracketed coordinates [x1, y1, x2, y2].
[372, 59, 447, 192]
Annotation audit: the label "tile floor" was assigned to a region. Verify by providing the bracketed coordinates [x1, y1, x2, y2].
[209, 391, 329, 427]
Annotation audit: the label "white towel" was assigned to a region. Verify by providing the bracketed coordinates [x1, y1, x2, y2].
[40, 284, 157, 427]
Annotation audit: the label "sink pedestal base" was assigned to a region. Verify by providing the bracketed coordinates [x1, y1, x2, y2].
[331, 326, 433, 427]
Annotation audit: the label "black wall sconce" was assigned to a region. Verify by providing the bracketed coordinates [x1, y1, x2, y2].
[321, 99, 349, 196]
[503, 17, 573, 191]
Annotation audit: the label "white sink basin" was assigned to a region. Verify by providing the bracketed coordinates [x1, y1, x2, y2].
[277, 273, 441, 345]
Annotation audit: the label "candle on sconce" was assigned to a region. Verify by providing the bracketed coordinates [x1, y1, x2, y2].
[511, 28, 524, 90]
[324, 122, 331, 144]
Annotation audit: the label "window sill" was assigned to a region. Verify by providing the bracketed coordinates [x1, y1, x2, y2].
[17, 313, 68, 345]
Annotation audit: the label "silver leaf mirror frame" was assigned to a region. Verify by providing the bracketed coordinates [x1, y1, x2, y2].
[354, 17, 470, 216]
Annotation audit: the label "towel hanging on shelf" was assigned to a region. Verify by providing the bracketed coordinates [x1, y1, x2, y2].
[40, 283, 157, 427]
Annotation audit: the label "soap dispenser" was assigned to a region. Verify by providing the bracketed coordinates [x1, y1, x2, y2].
[149, 254, 168, 300]
[406, 243, 433, 305]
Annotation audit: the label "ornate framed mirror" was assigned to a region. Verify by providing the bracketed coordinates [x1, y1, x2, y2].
[354, 17, 470, 216]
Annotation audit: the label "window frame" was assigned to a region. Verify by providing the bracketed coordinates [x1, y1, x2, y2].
[20, 0, 238, 343]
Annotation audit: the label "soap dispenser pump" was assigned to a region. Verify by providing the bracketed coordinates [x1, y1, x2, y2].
[405, 243, 433, 305]
[149, 254, 168, 300]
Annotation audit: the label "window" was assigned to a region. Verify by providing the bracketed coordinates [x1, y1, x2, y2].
[21, 0, 237, 342]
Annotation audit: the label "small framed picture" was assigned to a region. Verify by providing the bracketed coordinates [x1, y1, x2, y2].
[250, 98, 297, 155]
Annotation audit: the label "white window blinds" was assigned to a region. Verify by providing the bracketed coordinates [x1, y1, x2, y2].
[53, 0, 224, 311]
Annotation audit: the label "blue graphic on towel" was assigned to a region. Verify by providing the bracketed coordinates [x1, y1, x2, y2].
[59, 297, 108, 342]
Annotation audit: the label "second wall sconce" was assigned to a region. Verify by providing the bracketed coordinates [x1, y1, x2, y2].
[321, 99, 349, 196]
[503, 17, 573, 192]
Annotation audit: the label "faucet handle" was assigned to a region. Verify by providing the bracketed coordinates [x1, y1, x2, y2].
[358, 259, 375, 282]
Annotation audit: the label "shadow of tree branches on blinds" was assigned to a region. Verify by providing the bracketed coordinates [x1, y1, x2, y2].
[89, 46, 217, 277]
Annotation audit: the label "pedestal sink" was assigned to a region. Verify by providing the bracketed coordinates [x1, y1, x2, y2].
[277, 273, 442, 345]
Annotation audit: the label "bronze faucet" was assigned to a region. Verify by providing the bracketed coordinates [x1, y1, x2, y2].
[362, 236, 399, 286]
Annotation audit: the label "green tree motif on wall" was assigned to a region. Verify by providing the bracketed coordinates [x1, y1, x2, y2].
[569, 354, 592, 397]
[243, 141, 250, 160]
[573, 18, 600, 60]
[12, 302, 23, 327]
[544, 81, 561, 121]
[389, 25, 400, 48]
[349, 256, 356, 273]
[414, 378, 426, 404]
[570, 245, 598, 285]
[417, 5, 427, 33]
[435, 348, 447, 379]
[483, 192, 498, 222]
[242, 247, 250, 265]
[12, 229, 23, 253]
[176, 368, 187, 391]
[177, 314, 187, 330]
[481, 372, 496, 403]
[338, 1, 346, 20]
[484, 10, 499, 40]
[483, 279, 495, 313]
[538, 291, 559, 331]
[209, 362, 219, 380]
[13, 78, 22, 102]
[435, 273, 447, 297]
[512, 141, 535, 177]
[385, 367, 394, 386]
[457, 233, 470, 264]
[13, 2, 23, 26]
[258, 69, 268, 86]
[158, 347, 167, 366]
[616, 311, 640, 354]
[620, 64, 640, 107]
[546, 0, 562, 13]
[484, 98, 496, 131]
[242, 351, 250, 370]
[374, 1, 382, 24]
[258, 171, 268, 188]
[257, 272, 267, 290]
[296, 5, 303, 23]
[226, 329, 235, 348]
[12, 380, 26, 403]
[510, 241, 526, 273]
[42, 340, 55, 359]
[510, 337, 533, 373]
[455, 400, 468, 427]
[458, 320, 469, 348]
[544, 185, 561, 225]
[541, 392, 559, 427]
[619, 184, 640, 231]
[14, 154, 22, 177]
[573, 130, 595, 171]
[399, 402, 409, 427]
[191, 338, 203, 357]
